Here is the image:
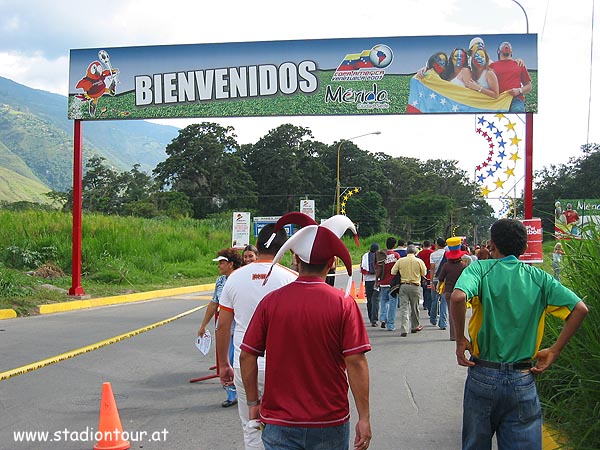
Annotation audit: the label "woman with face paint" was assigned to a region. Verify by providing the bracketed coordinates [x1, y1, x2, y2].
[447, 48, 472, 87]
[465, 49, 499, 98]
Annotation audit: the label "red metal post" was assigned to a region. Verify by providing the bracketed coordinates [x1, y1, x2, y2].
[524, 113, 534, 220]
[69, 120, 85, 296]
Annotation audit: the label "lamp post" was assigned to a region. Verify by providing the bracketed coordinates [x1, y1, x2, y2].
[336, 132, 381, 215]
[449, 206, 469, 237]
[510, 0, 529, 33]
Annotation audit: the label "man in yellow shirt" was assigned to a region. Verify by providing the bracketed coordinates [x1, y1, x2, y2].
[391, 244, 427, 336]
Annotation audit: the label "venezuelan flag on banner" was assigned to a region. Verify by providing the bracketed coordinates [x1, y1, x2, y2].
[407, 72, 513, 113]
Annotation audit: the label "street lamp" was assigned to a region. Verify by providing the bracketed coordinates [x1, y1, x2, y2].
[336, 131, 381, 215]
[510, 0, 529, 33]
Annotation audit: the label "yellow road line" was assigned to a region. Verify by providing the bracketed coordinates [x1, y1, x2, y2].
[0, 304, 206, 382]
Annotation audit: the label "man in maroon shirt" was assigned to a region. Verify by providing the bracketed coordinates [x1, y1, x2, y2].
[417, 240, 434, 315]
[240, 223, 372, 450]
[490, 41, 532, 113]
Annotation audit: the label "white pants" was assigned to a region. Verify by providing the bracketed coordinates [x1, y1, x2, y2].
[234, 368, 265, 450]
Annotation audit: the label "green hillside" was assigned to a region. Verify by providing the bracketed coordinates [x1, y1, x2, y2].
[0, 166, 51, 203]
[0, 103, 75, 191]
[0, 76, 179, 201]
[0, 139, 43, 181]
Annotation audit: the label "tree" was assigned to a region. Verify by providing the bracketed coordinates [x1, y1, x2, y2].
[153, 123, 257, 219]
[534, 143, 600, 236]
[81, 156, 122, 214]
[345, 191, 387, 237]
[240, 124, 328, 215]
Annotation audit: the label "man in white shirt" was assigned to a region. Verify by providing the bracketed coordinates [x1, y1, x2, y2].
[429, 237, 448, 329]
[217, 224, 297, 450]
[360, 243, 380, 326]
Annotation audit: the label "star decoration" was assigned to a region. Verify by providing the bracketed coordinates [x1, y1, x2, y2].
[474, 115, 521, 200]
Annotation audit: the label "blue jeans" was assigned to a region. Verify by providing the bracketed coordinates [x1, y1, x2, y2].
[225, 335, 237, 401]
[462, 364, 542, 450]
[430, 284, 448, 328]
[262, 422, 350, 450]
[378, 286, 397, 329]
[509, 97, 525, 113]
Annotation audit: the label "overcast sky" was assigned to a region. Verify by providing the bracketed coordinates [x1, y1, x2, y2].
[1, 0, 597, 213]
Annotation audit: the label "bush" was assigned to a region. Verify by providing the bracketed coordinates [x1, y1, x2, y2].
[537, 226, 600, 449]
[0, 269, 33, 297]
[3, 245, 58, 270]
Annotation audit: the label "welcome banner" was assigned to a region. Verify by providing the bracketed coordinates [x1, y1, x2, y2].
[68, 33, 537, 121]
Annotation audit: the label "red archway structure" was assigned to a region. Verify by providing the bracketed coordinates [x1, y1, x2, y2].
[67, 34, 537, 296]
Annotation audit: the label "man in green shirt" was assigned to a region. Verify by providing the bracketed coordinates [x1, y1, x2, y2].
[450, 218, 588, 450]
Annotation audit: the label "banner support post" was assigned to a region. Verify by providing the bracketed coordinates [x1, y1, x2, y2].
[524, 112, 534, 220]
[69, 119, 86, 297]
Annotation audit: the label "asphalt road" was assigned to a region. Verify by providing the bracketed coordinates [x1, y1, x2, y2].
[0, 280, 467, 450]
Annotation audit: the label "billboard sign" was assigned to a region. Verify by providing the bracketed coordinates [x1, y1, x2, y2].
[555, 199, 600, 239]
[520, 218, 543, 264]
[299, 199, 316, 220]
[253, 216, 293, 238]
[68, 33, 537, 120]
[232, 212, 251, 249]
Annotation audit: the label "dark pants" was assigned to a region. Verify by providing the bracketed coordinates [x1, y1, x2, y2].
[365, 280, 378, 324]
[325, 268, 336, 286]
[422, 284, 432, 314]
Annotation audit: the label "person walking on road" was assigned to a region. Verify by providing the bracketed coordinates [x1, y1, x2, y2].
[450, 218, 588, 450]
[216, 224, 297, 450]
[361, 243, 380, 327]
[391, 244, 427, 336]
[429, 237, 448, 328]
[437, 241, 467, 341]
[416, 240, 434, 314]
[240, 223, 372, 450]
[198, 248, 243, 407]
[378, 237, 401, 330]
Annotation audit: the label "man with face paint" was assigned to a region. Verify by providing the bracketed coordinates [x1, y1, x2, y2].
[490, 41, 532, 112]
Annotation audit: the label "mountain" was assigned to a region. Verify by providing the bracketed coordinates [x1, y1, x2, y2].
[0, 76, 180, 201]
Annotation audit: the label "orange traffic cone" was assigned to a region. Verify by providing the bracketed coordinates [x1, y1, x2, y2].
[357, 282, 366, 300]
[350, 281, 358, 297]
[94, 382, 130, 450]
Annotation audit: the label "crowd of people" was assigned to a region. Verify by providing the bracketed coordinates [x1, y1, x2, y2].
[361, 236, 493, 341]
[196, 214, 587, 450]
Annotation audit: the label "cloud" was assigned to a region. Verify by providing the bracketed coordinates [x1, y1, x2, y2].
[1, 0, 598, 204]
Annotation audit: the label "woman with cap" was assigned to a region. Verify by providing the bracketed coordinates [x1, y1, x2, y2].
[198, 247, 243, 407]
[437, 237, 467, 341]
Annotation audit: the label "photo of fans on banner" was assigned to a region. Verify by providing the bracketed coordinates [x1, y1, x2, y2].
[555, 199, 600, 240]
